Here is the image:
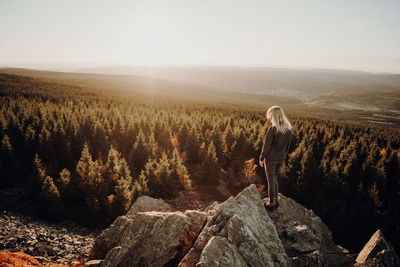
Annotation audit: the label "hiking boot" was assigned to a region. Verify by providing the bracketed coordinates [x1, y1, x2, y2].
[264, 202, 276, 211]
[264, 199, 277, 211]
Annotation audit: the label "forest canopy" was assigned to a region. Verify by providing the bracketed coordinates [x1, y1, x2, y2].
[0, 70, 399, 255]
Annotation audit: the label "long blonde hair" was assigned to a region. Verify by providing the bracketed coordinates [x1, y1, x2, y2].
[267, 106, 292, 133]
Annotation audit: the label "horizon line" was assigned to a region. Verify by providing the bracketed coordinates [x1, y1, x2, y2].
[1, 64, 399, 75]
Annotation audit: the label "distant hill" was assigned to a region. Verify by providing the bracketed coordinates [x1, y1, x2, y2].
[76, 66, 400, 100]
[1, 67, 399, 127]
[76, 66, 400, 127]
[0, 67, 302, 107]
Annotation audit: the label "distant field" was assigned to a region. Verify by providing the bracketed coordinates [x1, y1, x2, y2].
[303, 89, 400, 127]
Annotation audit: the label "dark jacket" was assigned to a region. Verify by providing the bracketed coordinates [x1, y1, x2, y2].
[259, 125, 292, 161]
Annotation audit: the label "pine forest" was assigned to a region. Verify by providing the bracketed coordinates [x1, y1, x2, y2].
[0, 71, 399, 255]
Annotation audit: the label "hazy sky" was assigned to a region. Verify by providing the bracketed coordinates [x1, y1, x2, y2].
[1, 0, 400, 73]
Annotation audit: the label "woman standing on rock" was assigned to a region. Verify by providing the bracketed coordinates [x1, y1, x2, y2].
[259, 106, 292, 210]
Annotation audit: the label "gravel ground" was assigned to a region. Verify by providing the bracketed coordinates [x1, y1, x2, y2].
[0, 210, 98, 265]
[0, 188, 101, 265]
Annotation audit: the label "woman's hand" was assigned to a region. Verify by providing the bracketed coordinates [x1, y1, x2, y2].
[259, 160, 264, 167]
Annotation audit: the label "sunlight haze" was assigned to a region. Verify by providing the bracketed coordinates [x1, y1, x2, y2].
[1, 0, 400, 73]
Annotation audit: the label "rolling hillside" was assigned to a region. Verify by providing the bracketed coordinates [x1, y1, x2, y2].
[3, 67, 399, 127]
[77, 66, 400, 97]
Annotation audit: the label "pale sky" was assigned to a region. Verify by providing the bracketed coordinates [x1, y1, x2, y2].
[1, 0, 400, 73]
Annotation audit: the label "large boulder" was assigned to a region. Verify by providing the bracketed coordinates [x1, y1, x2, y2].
[265, 193, 353, 266]
[89, 196, 207, 267]
[355, 229, 400, 267]
[89, 195, 173, 260]
[179, 184, 289, 267]
[100, 210, 207, 267]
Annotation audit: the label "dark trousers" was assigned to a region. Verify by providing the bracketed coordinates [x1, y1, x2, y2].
[263, 159, 283, 203]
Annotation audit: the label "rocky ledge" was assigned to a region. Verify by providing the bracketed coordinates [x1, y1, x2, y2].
[0, 211, 96, 265]
[2, 185, 399, 266]
[87, 184, 399, 267]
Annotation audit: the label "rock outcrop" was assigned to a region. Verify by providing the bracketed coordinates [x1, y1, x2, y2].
[265, 194, 353, 266]
[355, 229, 400, 267]
[88, 184, 358, 266]
[179, 184, 289, 267]
[89, 196, 207, 267]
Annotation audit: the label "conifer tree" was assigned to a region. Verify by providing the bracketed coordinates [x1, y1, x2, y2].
[39, 175, 65, 221]
[281, 140, 305, 195]
[129, 129, 150, 173]
[108, 158, 134, 218]
[23, 125, 37, 169]
[201, 141, 219, 184]
[211, 128, 224, 160]
[112, 116, 125, 147]
[148, 132, 161, 158]
[154, 121, 172, 151]
[253, 125, 267, 155]
[104, 145, 119, 193]
[32, 153, 47, 197]
[343, 151, 362, 189]
[76, 143, 100, 187]
[184, 130, 201, 163]
[178, 123, 189, 150]
[1, 134, 12, 152]
[297, 140, 321, 205]
[222, 125, 234, 166]
[57, 168, 71, 194]
[232, 127, 246, 157]
[0, 134, 19, 187]
[170, 148, 191, 191]
[92, 122, 108, 160]
[76, 142, 104, 218]
[152, 152, 172, 198]
[52, 123, 71, 172]
[140, 158, 158, 197]
[137, 159, 151, 195]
